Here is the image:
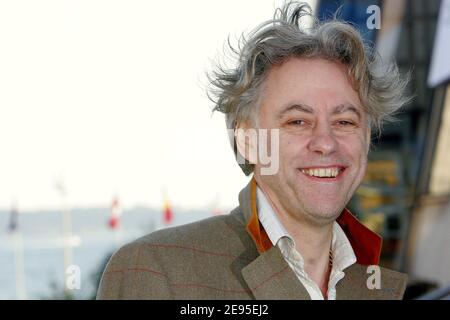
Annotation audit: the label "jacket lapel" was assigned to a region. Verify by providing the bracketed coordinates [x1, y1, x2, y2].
[336, 264, 408, 300]
[236, 179, 309, 299]
[236, 178, 406, 300]
[241, 246, 310, 300]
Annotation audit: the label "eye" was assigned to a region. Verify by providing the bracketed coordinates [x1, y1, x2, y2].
[336, 120, 355, 127]
[288, 120, 306, 126]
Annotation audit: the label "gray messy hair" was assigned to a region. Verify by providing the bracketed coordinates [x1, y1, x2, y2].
[207, 1, 410, 176]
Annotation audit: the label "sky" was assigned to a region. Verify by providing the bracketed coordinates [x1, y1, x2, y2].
[0, 0, 318, 211]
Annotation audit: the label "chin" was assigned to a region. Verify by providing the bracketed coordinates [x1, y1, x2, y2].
[302, 204, 343, 225]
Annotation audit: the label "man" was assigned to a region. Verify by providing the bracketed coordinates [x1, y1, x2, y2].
[97, 1, 410, 300]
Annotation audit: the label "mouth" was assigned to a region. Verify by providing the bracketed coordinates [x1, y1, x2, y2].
[297, 165, 347, 182]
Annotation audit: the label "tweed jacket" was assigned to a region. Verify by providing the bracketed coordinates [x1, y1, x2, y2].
[97, 179, 408, 300]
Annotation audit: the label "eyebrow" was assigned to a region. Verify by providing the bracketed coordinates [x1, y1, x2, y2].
[277, 103, 362, 120]
[332, 104, 362, 120]
[277, 103, 314, 119]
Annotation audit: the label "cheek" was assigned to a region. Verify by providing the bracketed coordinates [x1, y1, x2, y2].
[359, 156, 368, 176]
[341, 137, 368, 166]
[279, 135, 305, 161]
[354, 144, 369, 181]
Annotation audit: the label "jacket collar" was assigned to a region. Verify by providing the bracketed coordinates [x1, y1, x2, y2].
[241, 245, 311, 299]
[238, 177, 382, 265]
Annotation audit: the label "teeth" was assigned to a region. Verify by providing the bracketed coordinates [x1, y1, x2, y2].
[301, 167, 341, 178]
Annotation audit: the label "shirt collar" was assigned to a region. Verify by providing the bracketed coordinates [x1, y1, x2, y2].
[257, 185, 357, 271]
[331, 220, 357, 271]
[244, 177, 382, 265]
[256, 186, 290, 246]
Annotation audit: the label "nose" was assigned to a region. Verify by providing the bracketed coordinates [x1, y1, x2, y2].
[307, 122, 338, 156]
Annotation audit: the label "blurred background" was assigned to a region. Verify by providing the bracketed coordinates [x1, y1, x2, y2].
[0, 0, 449, 300]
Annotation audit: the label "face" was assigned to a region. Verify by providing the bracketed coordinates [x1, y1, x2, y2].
[251, 57, 370, 226]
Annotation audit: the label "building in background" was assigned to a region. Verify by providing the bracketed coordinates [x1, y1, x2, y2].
[406, 0, 450, 298]
[317, 0, 450, 298]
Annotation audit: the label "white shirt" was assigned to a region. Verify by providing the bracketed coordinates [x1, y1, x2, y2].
[256, 186, 357, 300]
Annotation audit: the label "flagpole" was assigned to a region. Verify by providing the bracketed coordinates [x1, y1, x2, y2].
[62, 196, 73, 281]
[55, 176, 73, 296]
[8, 198, 27, 300]
[9, 199, 27, 300]
[114, 226, 122, 249]
[13, 230, 27, 300]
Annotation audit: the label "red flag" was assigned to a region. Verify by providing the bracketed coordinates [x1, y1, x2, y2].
[163, 199, 173, 225]
[108, 196, 122, 229]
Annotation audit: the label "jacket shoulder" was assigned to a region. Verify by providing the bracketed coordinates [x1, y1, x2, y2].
[136, 214, 233, 246]
[96, 239, 149, 299]
[97, 211, 254, 299]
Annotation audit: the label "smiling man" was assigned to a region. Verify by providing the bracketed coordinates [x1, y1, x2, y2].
[243, 57, 374, 299]
[97, 1, 410, 300]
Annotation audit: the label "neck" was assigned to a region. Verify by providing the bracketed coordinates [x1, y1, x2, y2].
[287, 214, 333, 298]
[256, 180, 333, 297]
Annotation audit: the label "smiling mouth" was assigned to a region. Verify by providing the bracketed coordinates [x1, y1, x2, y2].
[298, 167, 346, 180]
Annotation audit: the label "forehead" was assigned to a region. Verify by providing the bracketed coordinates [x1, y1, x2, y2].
[259, 57, 364, 116]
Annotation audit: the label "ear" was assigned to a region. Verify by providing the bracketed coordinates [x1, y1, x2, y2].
[235, 123, 258, 165]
